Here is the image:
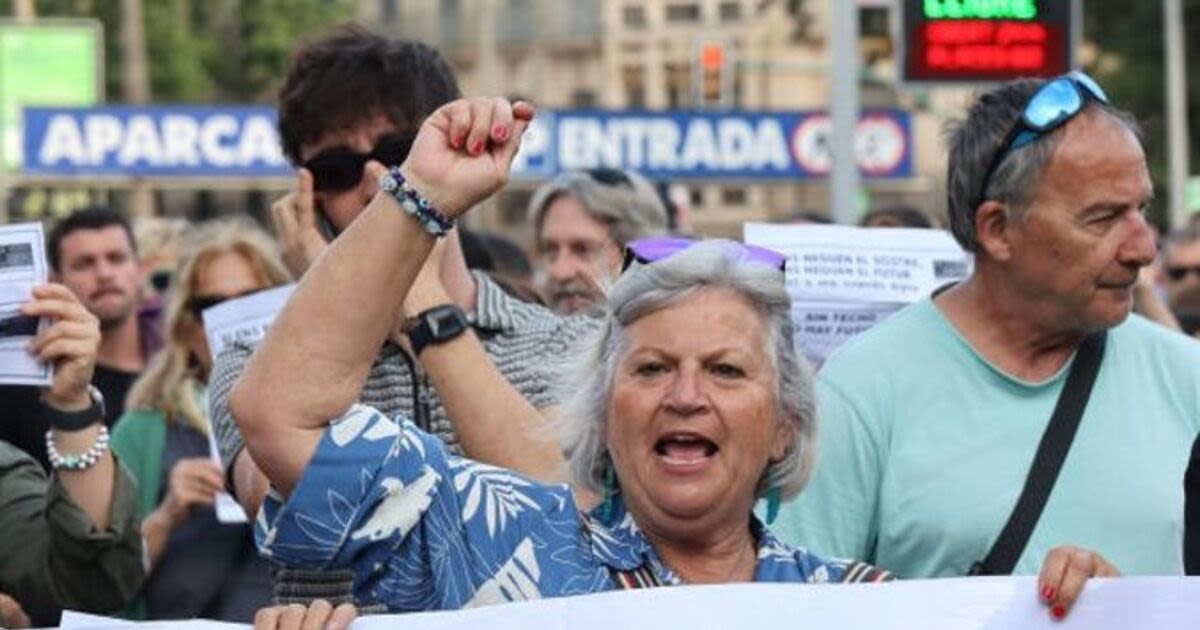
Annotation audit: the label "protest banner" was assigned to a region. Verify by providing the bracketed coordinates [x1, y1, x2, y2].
[61, 577, 1200, 629]
[744, 222, 971, 367]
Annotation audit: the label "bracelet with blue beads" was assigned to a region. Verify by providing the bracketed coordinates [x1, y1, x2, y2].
[378, 167, 455, 237]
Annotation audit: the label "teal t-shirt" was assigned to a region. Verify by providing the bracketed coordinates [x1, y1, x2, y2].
[772, 299, 1200, 577]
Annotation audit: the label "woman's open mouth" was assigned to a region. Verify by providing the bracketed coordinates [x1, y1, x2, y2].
[654, 432, 719, 470]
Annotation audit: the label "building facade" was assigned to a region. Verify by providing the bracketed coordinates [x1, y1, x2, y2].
[360, 0, 951, 241]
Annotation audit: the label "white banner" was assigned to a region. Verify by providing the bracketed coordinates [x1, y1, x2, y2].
[62, 577, 1200, 630]
[744, 223, 971, 367]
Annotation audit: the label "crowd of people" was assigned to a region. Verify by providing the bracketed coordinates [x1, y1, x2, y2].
[1, 21, 1199, 630]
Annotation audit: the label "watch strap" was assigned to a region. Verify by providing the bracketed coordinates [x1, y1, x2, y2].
[43, 385, 106, 432]
[407, 305, 469, 355]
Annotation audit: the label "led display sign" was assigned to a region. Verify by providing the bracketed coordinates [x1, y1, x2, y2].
[901, 0, 1074, 82]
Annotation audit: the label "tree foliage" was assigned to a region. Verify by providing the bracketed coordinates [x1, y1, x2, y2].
[1083, 0, 1200, 228]
[1, 0, 353, 103]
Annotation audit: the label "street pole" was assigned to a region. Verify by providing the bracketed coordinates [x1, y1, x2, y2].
[1166, 0, 1190, 229]
[830, 0, 860, 224]
[121, 0, 155, 218]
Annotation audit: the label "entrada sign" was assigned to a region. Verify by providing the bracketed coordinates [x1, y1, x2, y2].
[24, 106, 913, 181]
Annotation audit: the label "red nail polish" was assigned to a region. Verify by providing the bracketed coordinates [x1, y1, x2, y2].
[492, 124, 508, 141]
[452, 133, 465, 149]
[1042, 585, 1057, 600]
[470, 140, 485, 155]
[1051, 605, 1065, 619]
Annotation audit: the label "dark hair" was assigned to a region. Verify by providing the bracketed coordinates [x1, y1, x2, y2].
[277, 23, 461, 165]
[458, 227, 495, 271]
[47, 206, 137, 272]
[861, 204, 934, 229]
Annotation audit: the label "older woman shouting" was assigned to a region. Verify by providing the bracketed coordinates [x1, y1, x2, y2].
[231, 98, 1111, 619]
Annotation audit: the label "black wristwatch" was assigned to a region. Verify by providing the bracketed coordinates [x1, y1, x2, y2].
[406, 305, 470, 355]
[43, 385, 106, 431]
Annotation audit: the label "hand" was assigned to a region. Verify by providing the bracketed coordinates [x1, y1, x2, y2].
[1037, 545, 1120, 620]
[22, 284, 100, 411]
[272, 168, 329, 277]
[399, 97, 535, 218]
[254, 600, 357, 630]
[0, 592, 30, 629]
[160, 458, 225, 525]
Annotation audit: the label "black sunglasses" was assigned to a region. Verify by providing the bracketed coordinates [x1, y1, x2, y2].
[1167, 265, 1200, 282]
[302, 133, 415, 192]
[185, 289, 262, 319]
[149, 269, 172, 292]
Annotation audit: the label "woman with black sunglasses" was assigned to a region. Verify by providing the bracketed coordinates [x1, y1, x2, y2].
[108, 219, 292, 622]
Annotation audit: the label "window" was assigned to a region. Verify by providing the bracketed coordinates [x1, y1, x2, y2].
[721, 187, 748, 206]
[718, 1, 742, 22]
[380, 0, 398, 23]
[571, 89, 598, 107]
[504, 0, 535, 43]
[689, 187, 705, 209]
[623, 65, 646, 108]
[570, 0, 602, 35]
[860, 7, 890, 38]
[665, 2, 701, 22]
[440, 0, 460, 46]
[623, 5, 646, 27]
[665, 62, 691, 108]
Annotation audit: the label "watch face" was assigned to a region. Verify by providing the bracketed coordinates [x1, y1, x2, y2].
[428, 307, 468, 340]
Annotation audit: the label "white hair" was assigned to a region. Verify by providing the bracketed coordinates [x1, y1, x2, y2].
[556, 240, 816, 501]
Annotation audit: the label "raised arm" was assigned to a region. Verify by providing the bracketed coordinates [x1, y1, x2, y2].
[231, 98, 533, 495]
[399, 238, 571, 485]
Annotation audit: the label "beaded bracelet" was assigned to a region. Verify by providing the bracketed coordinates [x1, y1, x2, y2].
[378, 167, 455, 237]
[45, 425, 110, 471]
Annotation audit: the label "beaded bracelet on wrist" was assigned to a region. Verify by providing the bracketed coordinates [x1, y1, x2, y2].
[378, 167, 455, 237]
[45, 425, 110, 471]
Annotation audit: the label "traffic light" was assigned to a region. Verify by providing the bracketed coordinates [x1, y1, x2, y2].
[698, 41, 726, 107]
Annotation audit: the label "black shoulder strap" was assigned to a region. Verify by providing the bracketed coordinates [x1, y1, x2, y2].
[969, 330, 1108, 576]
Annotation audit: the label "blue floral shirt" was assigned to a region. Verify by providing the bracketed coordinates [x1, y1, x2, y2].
[256, 405, 888, 611]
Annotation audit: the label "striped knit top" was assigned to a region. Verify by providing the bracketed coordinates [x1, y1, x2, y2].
[209, 270, 600, 480]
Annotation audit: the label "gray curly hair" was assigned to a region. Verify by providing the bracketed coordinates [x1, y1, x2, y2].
[557, 239, 816, 501]
[528, 168, 668, 249]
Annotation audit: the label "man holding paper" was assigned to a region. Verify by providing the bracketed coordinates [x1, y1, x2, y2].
[773, 73, 1200, 580]
[0, 284, 143, 626]
[0, 208, 161, 470]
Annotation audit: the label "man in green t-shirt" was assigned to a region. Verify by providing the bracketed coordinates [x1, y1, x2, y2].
[773, 73, 1200, 578]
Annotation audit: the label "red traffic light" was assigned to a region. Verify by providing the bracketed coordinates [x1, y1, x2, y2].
[700, 43, 724, 71]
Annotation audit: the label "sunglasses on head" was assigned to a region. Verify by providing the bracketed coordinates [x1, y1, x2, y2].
[584, 167, 634, 188]
[302, 132, 415, 192]
[622, 237, 787, 273]
[185, 289, 263, 319]
[1167, 265, 1200, 282]
[975, 71, 1109, 209]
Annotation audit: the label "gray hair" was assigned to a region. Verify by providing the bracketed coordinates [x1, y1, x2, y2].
[529, 169, 669, 248]
[944, 78, 1142, 252]
[557, 240, 816, 501]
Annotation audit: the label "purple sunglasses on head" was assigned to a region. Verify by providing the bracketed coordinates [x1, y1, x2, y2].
[622, 237, 787, 273]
